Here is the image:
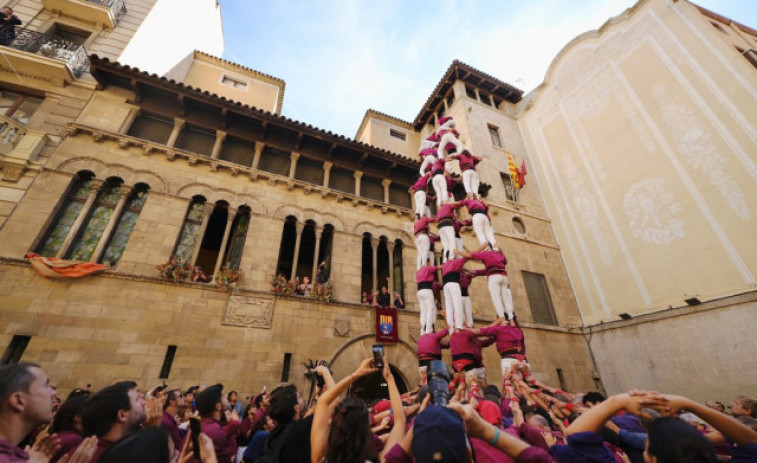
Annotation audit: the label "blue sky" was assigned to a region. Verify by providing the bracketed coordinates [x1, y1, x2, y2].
[219, 0, 757, 139]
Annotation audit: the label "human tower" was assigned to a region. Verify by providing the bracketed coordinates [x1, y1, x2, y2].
[412, 116, 516, 335]
[412, 116, 530, 385]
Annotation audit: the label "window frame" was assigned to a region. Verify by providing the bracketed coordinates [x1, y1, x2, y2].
[488, 124, 502, 148]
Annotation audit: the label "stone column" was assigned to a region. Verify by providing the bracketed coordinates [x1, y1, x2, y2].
[210, 130, 227, 160]
[166, 118, 186, 148]
[90, 185, 132, 263]
[251, 141, 265, 169]
[371, 237, 378, 291]
[387, 240, 395, 295]
[311, 226, 322, 283]
[289, 152, 300, 178]
[120, 107, 140, 134]
[189, 204, 213, 267]
[354, 171, 363, 197]
[56, 179, 104, 258]
[213, 206, 236, 277]
[290, 222, 305, 279]
[382, 179, 391, 204]
[322, 162, 332, 188]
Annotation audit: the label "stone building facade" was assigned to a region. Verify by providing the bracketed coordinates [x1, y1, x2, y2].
[0, 0, 754, 402]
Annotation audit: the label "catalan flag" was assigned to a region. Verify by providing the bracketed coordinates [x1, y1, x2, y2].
[507, 152, 521, 189]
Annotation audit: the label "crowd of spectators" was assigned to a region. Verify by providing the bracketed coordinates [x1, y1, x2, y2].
[1, 358, 756, 463]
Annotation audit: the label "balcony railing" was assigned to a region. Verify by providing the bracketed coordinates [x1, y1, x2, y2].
[6, 29, 88, 77]
[84, 0, 127, 21]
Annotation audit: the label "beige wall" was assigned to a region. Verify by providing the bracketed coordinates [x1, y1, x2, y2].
[589, 291, 757, 402]
[0, 260, 596, 397]
[520, 0, 757, 325]
[181, 58, 284, 114]
[356, 116, 418, 160]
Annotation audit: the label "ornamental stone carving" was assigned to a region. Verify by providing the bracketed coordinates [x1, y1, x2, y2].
[334, 319, 351, 337]
[223, 294, 274, 329]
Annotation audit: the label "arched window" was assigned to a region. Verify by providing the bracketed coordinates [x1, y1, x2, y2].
[275, 216, 297, 280]
[315, 224, 334, 283]
[361, 233, 373, 295]
[222, 206, 251, 270]
[172, 196, 207, 263]
[393, 240, 404, 300]
[194, 201, 229, 276]
[377, 236, 390, 290]
[67, 177, 124, 261]
[293, 220, 316, 280]
[100, 183, 150, 267]
[36, 171, 95, 257]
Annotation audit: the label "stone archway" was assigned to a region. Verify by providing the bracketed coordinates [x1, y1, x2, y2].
[328, 334, 419, 399]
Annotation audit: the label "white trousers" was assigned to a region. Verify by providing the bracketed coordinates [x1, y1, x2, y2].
[472, 214, 496, 247]
[462, 295, 473, 327]
[443, 282, 464, 330]
[438, 225, 456, 262]
[462, 169, 480, 197]
[413, 190, 427, 218]
[415, 233, 430, 270]
[487, 273, 514, 319]
[419, 155, 434, 176]
[455, 237, 463, 251]
[437, 133, 463, 160]
[417, 288, 436, 334]
[431, 174, 448, 207]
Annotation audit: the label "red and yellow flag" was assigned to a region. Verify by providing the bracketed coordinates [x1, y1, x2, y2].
[506, 152, 522, 189]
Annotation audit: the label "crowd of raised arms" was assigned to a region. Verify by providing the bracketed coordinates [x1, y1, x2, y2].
[1, 359, 757, 463]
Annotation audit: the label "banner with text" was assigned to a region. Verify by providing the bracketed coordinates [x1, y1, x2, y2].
[375, 306, 398, 343]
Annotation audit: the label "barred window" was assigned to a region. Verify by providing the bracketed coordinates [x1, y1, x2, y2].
[100, 184, 149, 267]
[67, 178, 123, 261]
[522, 271, 557, 326]
[173, 197, 207, 262]
[37, 172, 94, 257]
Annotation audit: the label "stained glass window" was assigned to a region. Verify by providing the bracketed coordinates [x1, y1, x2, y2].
[173, 198, 206, 262]
[37, 173, 94, 257]
[224, 208, 250, 270]
[67, 179, 122, 261]
[101, 184, 149, 267]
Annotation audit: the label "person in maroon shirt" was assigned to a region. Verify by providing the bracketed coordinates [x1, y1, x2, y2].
[469, 317, 528, 382]
[456, 246, 515, 320]
[411, 173, 432, 219]
[430, 157, 450, 208]
[436, 202, 461, 262]
[414, 216, 436, 270]
[159, 388, 184, 456]
[460, 269, 486, 328]
[195, 384, 239, 463]
[417, 328, 450, 385]
[442, 257, 467, 330]
[0, 363, 58, 463]
[449, 149, 483, 198]
[457, 197, 497, 249]
[48, 389, 92, 463]
[71, 380, 146, 463]
[416, 262, 441, 335]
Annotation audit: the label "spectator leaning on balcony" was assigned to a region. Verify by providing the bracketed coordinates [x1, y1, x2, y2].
[0, 7, 21, 46]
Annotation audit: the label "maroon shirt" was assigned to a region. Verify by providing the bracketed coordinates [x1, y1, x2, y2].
[460, 198, 488, 214]
[436, 203, 460, 221]
[66, 438, 113, 463]
[480, 324, 525, 356]
[201, 417, 240, 463]
[417, 328, 449, 360]
[457, 151, 481, 171]
[449, 329, 479, 357]
[414, 217, 435, 235]
[416, 265, 438, 284]
[442, 258, 466, 277]
[50, 430, 83, 463]
[411, 173, 431, 192]
[470, 251, 507, 276]
[431, 158, 445, 174]
[0, 439, 29, 463]
[161, 411, 184, 454]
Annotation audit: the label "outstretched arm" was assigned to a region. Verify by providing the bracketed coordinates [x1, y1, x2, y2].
[380, 357, 407, 460]
[567, 392, 663, 435]
[311, 359, 378, 463]
[641, 394, 757, 446]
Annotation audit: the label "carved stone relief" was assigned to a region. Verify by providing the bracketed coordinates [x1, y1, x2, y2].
[334, 319, 351, 337]
[222, 294, 274, 328]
